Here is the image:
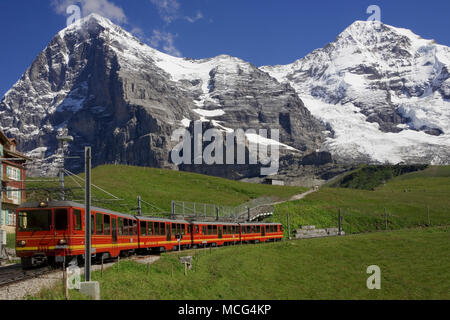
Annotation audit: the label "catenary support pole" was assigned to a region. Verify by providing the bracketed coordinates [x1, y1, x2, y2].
[338, 208, 341, 236]
[287, 212, 291, 240]
[137, 196, 142, 216]
[84, 147, 92, 282]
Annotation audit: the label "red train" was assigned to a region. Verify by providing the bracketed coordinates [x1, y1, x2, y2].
[15, 201, 283, 268]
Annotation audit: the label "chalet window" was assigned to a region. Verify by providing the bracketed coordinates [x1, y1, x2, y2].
[6, 187, 21, 205]
[96, 213, 103, 235]
[6, 166, 20, 181]
[73, 210, 82, 231]
[140, 221, 147, 236]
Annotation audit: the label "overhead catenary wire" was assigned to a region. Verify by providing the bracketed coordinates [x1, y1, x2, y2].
[64, 169, 122, 201]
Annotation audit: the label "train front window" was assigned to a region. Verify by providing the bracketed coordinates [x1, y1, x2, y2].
[18, 210, 52, 232]
[55, 209, 68, 230]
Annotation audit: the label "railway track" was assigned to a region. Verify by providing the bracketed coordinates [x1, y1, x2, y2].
[0, 264, 55, 288]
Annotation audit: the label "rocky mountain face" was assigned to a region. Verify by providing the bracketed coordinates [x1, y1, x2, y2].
[0, 14, 324, 178]
[1, 16, 449, 181]
[261, 21, 450, 165]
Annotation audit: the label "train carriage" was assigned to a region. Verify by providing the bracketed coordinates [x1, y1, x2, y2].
[16, 201, 285, 269]
[15, 201, 139, 267]
[137, 217, 191, 252]
[239, 223, 283, 243]
[191, 221, 240, 247]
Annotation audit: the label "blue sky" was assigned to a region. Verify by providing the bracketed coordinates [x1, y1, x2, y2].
[0, 0, 449, 97]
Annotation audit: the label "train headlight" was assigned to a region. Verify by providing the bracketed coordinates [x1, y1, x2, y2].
[17, 240, 26, 247]
[58, 239, 67, 245]
[39, 201, 48, 208]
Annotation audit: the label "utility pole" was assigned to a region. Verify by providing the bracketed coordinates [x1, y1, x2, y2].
[137, 196, 142, 216]
[84, 147, 92, 282]
[384, 208, 388, 230]
[287, 212, 291, 240]
[56, 129, 74, 201]
[338, 208, 342, 236]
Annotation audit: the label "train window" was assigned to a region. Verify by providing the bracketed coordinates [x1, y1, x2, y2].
[247, 226, 251, 234]
[206, 225, 211, 235]
[132, 220, 137, 235]
[160, 222, 165, 235]
[18, 210, 51, 231]
[140, 221, 147, 236]
[119, 218, 123, 235]
[202, 226, 206, 235]
[172, 223, 176, 235]
[257, 226, 260, 233]
[182, 224, 186, 235]
[73, 210, 82, 231]
[148, 222, 153, 235]
[91, 214, 95, 234]
[213, 225, 217, 234]
[155, 222, 160, 235]
[195, 225, 199, 234]
[280, 225, 284, 232]
[123, 219, 129, 235]
[223, 226, 227, 234]
[55, 209, 68, 230]
[104, 215, 111, 235]
[96, 214, 103, 235]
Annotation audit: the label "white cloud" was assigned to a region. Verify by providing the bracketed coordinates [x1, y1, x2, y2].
[186, 11, 203, 23]
[150, 0, 180, 23]
[151, 0, 203, 24]
[149, 30, 182, 57]
[51, 0, 127, 24]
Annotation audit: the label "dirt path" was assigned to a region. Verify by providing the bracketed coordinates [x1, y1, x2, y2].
[273, 188, 318, 206]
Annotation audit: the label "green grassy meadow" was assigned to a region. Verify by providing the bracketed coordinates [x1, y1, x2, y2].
[33, 226, 450, 300]
[27, 165, 305, 215]
[271, 166, 450, 235]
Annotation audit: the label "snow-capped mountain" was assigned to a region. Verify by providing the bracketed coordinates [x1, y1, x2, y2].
[261, 21, 450, 164]
[0, 14, 324, 177]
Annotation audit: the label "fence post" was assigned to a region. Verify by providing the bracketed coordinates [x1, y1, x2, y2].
[216, 207, 219, 221]
[338, 208, 341, 236]
[171, 201, 175, 220]
[247, 207, 251, 222]
[287, 212, 291, 240]
[384, 208, 388, 230]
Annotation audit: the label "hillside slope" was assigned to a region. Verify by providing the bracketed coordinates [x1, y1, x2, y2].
[272, 166, 450, 233]
[27, 164, 305, 215]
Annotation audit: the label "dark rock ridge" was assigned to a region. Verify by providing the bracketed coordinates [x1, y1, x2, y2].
[0, 14, 324, 178]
